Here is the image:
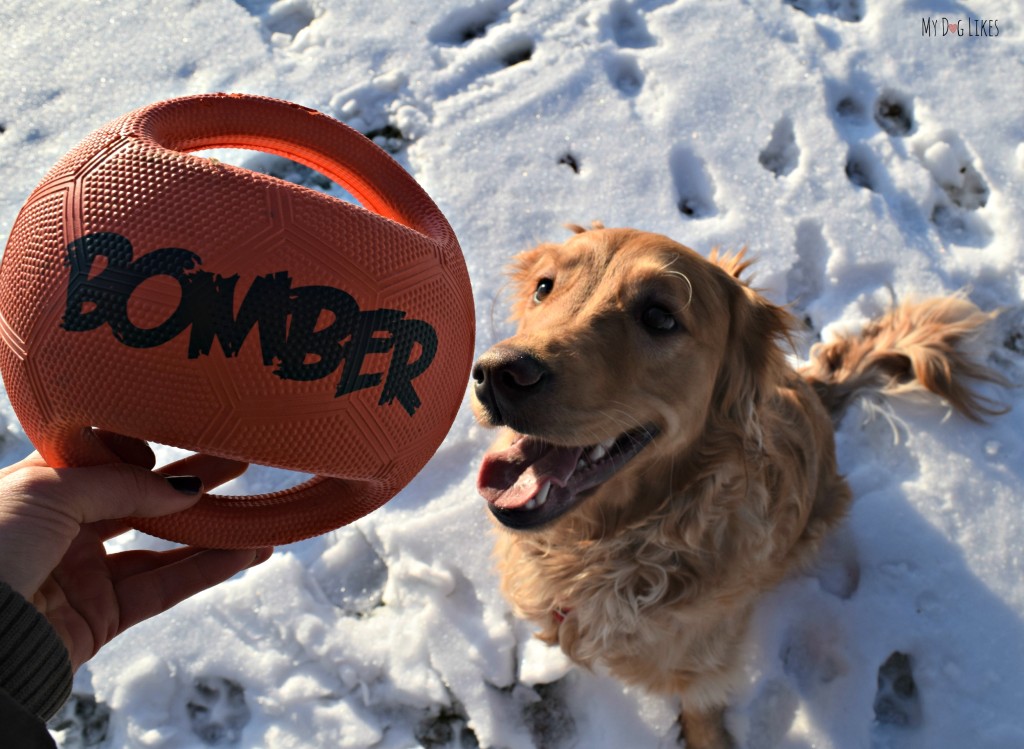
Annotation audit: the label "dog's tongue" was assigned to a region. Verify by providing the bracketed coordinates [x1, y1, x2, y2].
[478, 436, 583, 510]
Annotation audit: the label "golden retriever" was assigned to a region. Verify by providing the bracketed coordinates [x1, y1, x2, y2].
[471, 225, 1003, 749]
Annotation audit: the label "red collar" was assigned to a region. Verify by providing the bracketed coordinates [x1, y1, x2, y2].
[553, 607, 571, 623]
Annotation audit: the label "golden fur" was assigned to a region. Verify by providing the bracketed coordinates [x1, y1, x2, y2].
[471, 226, 1003, 748]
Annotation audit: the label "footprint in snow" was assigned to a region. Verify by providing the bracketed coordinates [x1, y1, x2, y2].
[187, 676, 252, 746]
[522, 679, 576, 749]
[872, 651, 922, 743]
[1000, 307, 1024, 357]
[836, 93, 869, 124]
[428, 1, 534, 96]
[759, 116, 799, 178]
[601, 0, 659, 96]
[845, 143, 880, 193]
[428, 0, 532, 70]
[874, 90, 915, 137]
[915, 131, 992, 244]
[310, 525, 388, 616]
[47, 693, 111, 749]
[669, 144, 717, 219]
[606, 0, 657, 49]
[605, 52, 645, 96]
[785, 219, 829, 314]
[428, 0, 513, 46]
[233, 0, 319, 42]
[415, 700, 480, 749]
[783, 0, 864, 23]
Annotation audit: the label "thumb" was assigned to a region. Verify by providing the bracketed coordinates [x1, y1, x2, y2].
[0, 462, 204, 601]
[35, 462, 204, 526]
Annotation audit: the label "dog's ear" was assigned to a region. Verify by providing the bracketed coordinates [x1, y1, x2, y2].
[565, 220, 605, 234]
[711, 269, 794, 428]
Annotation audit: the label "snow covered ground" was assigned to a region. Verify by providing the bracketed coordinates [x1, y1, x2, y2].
[1, 0, 1022, 747]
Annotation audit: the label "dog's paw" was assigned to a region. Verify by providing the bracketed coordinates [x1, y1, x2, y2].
[186, 676, 252, 746]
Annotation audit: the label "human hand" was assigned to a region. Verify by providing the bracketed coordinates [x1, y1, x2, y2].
[0, 431, 271, 670]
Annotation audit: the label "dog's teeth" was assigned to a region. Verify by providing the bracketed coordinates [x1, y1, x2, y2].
[525, 498, 537, 510]
[601, 437, 616, 451]
[577, 458, 587, 470]
[535, 482, 551, 507]
[588, 444, 607, 462]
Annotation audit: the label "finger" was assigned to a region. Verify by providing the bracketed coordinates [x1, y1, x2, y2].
[0, 450, 50, 479]
[90, 519, 134, 543]
[0, 429, 152, 482]
[106, 546, 217, 580]
[14, 462, 206, 527]
[114, 547, 273, 632]
[157, 453, 248, 493]
[93, 430, 156, 469]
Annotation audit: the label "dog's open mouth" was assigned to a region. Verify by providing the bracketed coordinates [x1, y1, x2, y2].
[477, 427, 659, 530]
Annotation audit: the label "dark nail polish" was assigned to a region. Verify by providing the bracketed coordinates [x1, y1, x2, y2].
[166, 475, 204, 495]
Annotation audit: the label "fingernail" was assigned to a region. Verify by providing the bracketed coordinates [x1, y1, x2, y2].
[250, 547, 274, 567]
[165, 475, 204, 495]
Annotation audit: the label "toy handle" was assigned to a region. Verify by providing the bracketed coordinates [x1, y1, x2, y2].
[136, 93, 457, 248]
[46, 94, 455, 548]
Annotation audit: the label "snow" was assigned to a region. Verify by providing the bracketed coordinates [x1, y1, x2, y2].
[0, 0, 1021, 747]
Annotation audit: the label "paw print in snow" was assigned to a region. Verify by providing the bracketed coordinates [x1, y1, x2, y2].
[311, 526, 388, 615]
[522, 680, 576, 749]
[873, 652, 921, 728]
[783, 0, 864, 23]
[605, 53, 645, 96]
[415, 701, 480, 749]
[845, 143, 878, 192]
[670, 144, 717, 219]
[47, 693, 111, 748]
[874, 90, 914, 137]
[428, 0, 513, 45]
[187, 677, 252, 746]
[915, 131, 992, 244]
[607, 0, 656, 49]
[920, 137, 989, 212]
[234, 0, 319, 42]
[759, 116, 799, 177]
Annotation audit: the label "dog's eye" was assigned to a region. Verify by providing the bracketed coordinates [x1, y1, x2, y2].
[641, 305, 679, 333]
[533, 278, 554, 303]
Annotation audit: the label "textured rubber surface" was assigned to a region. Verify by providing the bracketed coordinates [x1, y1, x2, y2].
[0, 94, 475, 548]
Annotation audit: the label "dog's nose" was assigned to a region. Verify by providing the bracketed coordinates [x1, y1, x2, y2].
[473, 347, 549, 417]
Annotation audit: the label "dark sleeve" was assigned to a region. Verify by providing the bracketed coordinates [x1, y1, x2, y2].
[0, 580, 72, 746]
[0, 687, 59, 748]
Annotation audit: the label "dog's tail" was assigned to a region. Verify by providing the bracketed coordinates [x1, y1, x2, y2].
[801, 296, 1007, 422]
